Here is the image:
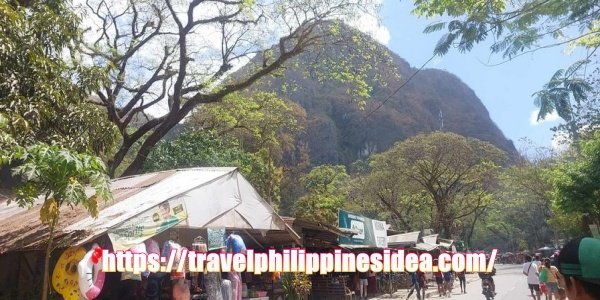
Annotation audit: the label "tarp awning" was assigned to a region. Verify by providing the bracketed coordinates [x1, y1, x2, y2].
[422, 234, 439, 244]
[388, 231, 421, 246]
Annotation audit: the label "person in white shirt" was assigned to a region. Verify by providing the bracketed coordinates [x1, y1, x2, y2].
[523, 255, 541, 300]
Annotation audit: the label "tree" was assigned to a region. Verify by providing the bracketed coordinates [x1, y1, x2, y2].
[470, 140, 586, 251]
[412, 0, 597, 135]
[79, 0, 385, 176]
[483, 162, 556, 250]
[551, 131, 600, 225]
[366, 132, 505, 238]
[0, 0, 115, 155]
[292, 165, 349, 225]
[345, 163, 432, 232]
[145, 92, 306, 205]
[144, 129, 282, 204]
[0, 117, 112, 300]
[189, 92, 306, 204]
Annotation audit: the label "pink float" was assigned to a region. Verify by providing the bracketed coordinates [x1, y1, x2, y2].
[77, 244, 105, 300]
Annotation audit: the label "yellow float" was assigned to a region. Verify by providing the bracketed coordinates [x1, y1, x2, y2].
[52, 247, 86, 300]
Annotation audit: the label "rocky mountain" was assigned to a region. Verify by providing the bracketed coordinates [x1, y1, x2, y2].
[239, 23, 518, 166]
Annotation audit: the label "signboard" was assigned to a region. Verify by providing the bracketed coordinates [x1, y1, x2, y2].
[108, 197, 188, 251]
[207, 227, 226, 250]
[338, 210, 388, 248]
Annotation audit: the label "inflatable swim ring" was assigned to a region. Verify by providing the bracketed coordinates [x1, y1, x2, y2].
[121, 242, 147, 281]
[78, 244, 105, 300]
[52, 247, 86, 300]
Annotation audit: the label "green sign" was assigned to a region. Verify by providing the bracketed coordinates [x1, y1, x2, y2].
[338, 210, 387, 248]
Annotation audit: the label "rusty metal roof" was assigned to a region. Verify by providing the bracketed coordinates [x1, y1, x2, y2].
[0, 169, 177, 253]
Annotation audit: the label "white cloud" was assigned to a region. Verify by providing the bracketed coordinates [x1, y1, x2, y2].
[530, 110, 560, 126]
[350, 13, 391, 45]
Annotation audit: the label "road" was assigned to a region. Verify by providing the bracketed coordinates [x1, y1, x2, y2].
[443, 265, 532, 300]
[376, 265, 534, 300]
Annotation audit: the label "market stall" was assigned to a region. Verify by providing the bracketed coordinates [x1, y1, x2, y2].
[0, 167, 300, 300]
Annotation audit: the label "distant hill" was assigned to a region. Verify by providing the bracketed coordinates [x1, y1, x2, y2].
[238, 23, 517, 165]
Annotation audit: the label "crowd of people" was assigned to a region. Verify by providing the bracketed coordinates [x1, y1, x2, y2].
[405, 268, 468, 300]
[402, 237, 599, 300]
[523, 237, 600, 300]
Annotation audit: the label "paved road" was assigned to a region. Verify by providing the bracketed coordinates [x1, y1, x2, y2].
[443, 265, 533, 300]
[374, 265, 534, 300]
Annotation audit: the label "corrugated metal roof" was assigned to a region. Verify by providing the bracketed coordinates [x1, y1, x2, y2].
[0, 168, 236, 253]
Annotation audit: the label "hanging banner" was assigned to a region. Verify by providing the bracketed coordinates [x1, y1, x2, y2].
[338, 210, 388, 248]
[108, 197, 188, 251]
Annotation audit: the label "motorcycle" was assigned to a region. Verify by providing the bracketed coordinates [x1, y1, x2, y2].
[481, 278, 495, 300]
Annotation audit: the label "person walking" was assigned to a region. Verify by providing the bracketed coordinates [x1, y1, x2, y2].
[406, 272, 422, 300]
[523, 255, 541, 300]
[359, 271, 368, 299]
[539, 258, 561, 300]
[443, 271, 453, 297]
[456, 270, 466, 294]
[434, 269, 444, 297]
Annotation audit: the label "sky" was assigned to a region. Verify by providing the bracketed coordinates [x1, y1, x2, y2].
[355, 0, 590, 151]
[76, 0, 587, 152]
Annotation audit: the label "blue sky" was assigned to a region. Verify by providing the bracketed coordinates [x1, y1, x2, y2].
[372, 0, 589, 150]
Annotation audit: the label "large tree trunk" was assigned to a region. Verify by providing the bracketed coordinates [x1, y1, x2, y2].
[120, 117, 182, 176]
[108, 139, 134, 177]
[441, 220, 453, 239]
[41, 218, 57, 300]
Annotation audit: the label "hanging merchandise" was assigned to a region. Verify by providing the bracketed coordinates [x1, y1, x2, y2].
[77, 244, 106, 300]
[145, 239, 161, 278]
[192, 236, 208, 253]
[172, 247, 188, 280]
[121, 242, 147, 281]
[146, 239, 161, 256]
[162, 240, 186, 279]
[222, 279, 233, 300]
[228, 271, 242, 300]
[225, 233, 245, 300]
[52, 247, 87, 300]
[190, 236, 207, 297]
[162, 240, 181, 260]
[226, 234, 246, 254]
